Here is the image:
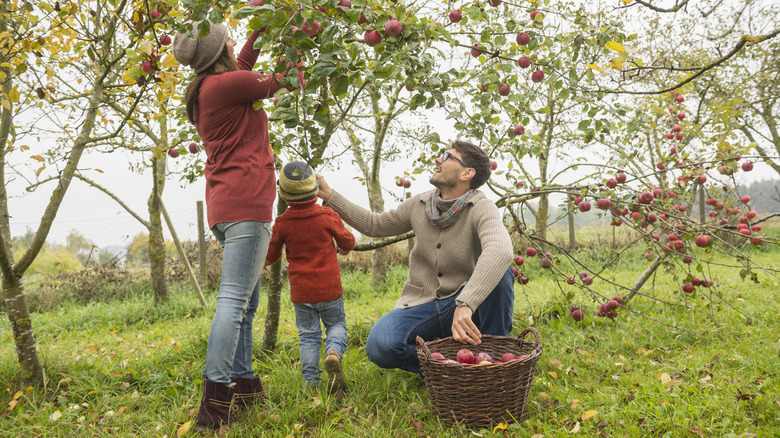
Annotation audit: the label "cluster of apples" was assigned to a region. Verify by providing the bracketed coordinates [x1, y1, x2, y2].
[168, 142, 200, 158]
[663, 93, 687, 142]
[395, 177, 412, 188]
[595, 295, 622, 319]
[431, 348, 526, 365]
[680, 276, 713, 293]
[462, 8, 545, 98]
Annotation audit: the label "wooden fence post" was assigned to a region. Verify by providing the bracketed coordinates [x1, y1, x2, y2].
[159, 199, 207, 308]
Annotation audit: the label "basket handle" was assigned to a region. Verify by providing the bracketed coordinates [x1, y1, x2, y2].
[415, 336, 431, 361]
[517, 326, 541, 348]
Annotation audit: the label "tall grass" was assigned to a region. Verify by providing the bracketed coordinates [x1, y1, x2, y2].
[1, 244, 778, 437]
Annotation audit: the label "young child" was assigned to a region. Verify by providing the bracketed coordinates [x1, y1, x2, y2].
[264, 161, 356, 393]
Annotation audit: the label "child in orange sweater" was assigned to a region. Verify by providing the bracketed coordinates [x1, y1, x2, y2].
[265, 162, 355, 393]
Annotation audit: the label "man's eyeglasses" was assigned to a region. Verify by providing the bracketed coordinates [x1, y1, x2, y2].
[441, 151, 470, 168]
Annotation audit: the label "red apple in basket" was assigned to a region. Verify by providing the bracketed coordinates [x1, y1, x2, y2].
[456, 348, 475, 364]
[501, 352, 516, 362]
[475, 352, 493, 363]
[431, 352, 446, 361]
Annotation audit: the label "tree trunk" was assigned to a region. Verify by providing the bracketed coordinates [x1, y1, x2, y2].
[147, 114, 169, 302]
[567, 204, 576, 250]
[260, 195, 287, 352]
[2, 275, 43, 385]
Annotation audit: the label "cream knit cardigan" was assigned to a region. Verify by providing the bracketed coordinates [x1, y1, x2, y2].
[325, 189, 514, 310]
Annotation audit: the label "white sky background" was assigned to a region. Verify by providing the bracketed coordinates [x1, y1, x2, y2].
[6, 0, 779, 250]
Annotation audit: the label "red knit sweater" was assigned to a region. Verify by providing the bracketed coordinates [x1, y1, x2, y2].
[196, 31, 303, 228]
[265, 199, 356, 303]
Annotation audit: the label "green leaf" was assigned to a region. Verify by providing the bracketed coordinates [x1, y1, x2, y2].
[331, 75, 348, 98]
[578, 120, 591, 131]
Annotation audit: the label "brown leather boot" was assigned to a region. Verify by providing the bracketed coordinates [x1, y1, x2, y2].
[194, 379, 237, 432]
[229, 375, 267, 409]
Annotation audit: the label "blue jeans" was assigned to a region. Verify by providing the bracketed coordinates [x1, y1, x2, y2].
[293, 297, 348, 386]
[202, 221, 271, 384]
[366, 266, 515, 373]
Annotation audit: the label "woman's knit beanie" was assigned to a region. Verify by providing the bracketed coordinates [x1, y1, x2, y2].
[278, 161, 319, 202]
[172, 21, 229, 74]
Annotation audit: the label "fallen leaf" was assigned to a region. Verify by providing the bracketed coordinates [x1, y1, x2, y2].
[50, 410, 62, 421]
[687, 426, 705, 437]
[570, 399, 580, 408]
[738, 434, 757, 438]
[531, 435, 544, 438]
[411, 419, 423, 431]
[736, 393, 755, 400]
[658, 373, 671, 385]
[177, 421, 191, 436]
[547, 371, 558, 379]
[492, 423, 508, 433]
[698, 375, 712, 384]
[595, 420, 609, 428]
[13, 391, 23, 401]
[570, 421, 581, 434]
[549, 359, 563, 369]
[581, 410, 598, 420]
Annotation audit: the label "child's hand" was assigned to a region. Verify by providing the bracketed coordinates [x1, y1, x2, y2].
[337, 248, 350, 256]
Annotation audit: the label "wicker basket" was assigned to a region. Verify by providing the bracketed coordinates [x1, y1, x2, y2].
[415, 327, 542, 429]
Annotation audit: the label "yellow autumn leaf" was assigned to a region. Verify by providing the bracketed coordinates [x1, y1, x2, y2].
[493, 423, 509, 433]
[1, 96, 9, 110]
[8, 87, 19, 103]
[36, 166, 45, 177]
[622, 0, 632, 4]
[88, 390, 98, 395]
[31, 155, 45, 162]
[608, 57, 625, 71]
[162, 54, 178, 69]
[95, 169, 104, 173]
[122, 69, 137, 85]
[659, 373, 671, 385]
[605, 41, 627, 54]
[177, 421, 191, 436]
[547, 371, 558, 379]
[50, 410, 62, 421]
[581, 410, 598, 420]
[585, 64, 605, 74]
[139, 40, 153, 56]
[13, 391, 23, 400]
[8, 399, 17, 410]
[570, 420, 581, 434]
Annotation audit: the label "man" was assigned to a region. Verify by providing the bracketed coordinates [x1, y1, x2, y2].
[316, 140, 514, 373]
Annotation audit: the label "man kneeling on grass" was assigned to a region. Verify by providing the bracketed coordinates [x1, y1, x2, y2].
[316, 140, 515, 373]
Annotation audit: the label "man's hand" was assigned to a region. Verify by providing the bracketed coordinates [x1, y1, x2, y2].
[315, 173, 333, 203]
[451, 305, 482, 346]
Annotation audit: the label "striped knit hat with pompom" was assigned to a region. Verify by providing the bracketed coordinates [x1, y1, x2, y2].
[278, 161, 319, 202]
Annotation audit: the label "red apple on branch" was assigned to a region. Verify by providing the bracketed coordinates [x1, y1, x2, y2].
[497, 83, 510, 96]
[516, 32, 530, 45]
[385, 19, 403, 37]
[449, 10, 462, 23]
[364, 30, 382, 46]
[517, 56, 531, 68]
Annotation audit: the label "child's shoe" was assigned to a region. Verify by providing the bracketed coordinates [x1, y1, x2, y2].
[324, 350, 346, 394]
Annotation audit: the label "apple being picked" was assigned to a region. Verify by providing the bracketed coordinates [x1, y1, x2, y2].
[456, 348, 475, 364]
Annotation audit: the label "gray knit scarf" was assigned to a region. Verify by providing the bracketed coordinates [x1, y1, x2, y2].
[426, 189, 476, 229]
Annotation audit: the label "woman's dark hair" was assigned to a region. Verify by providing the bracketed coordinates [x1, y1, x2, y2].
[184, 46, 238, 125]
[450, 140, 491, 189]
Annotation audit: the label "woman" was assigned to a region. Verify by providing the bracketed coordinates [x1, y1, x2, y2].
[173, 21, 303, 431]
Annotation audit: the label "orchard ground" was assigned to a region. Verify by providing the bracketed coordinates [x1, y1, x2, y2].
[1, 230, 779, 437]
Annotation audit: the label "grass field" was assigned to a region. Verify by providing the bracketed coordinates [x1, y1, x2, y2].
[1, 246, 778, 437]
